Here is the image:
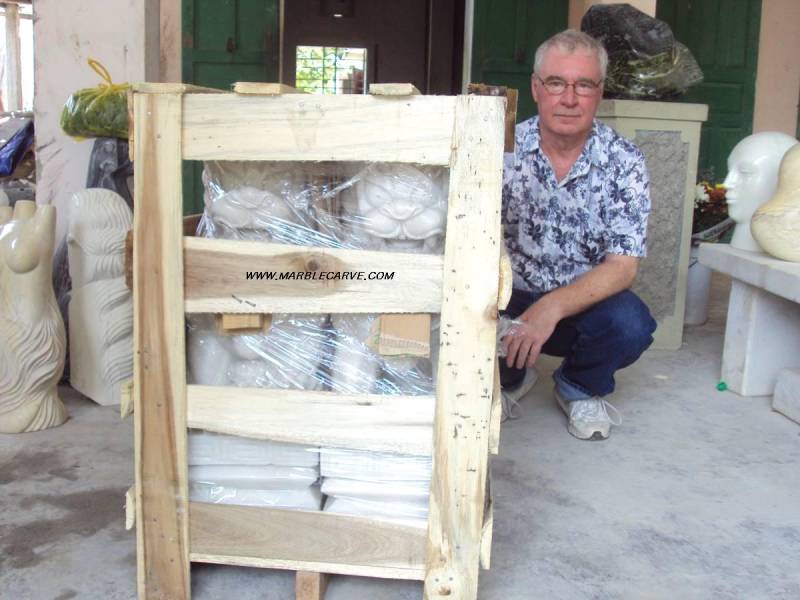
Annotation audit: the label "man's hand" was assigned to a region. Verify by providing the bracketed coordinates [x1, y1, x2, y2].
[503, 298, 562, 369]
[501, 254, 640, 370]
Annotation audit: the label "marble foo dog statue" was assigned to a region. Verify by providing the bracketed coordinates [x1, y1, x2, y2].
[329, 164, 447, 395]
[0, 201, 67, 433]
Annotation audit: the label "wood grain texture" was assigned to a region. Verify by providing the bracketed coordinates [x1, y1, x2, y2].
[214, 313, 271, 335]
[182, 93, 456, 164]
[369, 83, 421, 96]
[489, 359, 501, 455]
[132, 91, 190, 599]
[296, 571, 328, 600]
[132, 82, 223, 94]
[423, 95, 505, 600]
[189, 503, 427, 580]
[187, 385, 435, 456]
[183, 237, 443, 314]
[233, 81, 304, 95]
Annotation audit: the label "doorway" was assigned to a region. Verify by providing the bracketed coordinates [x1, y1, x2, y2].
[282, 0, 465, 95]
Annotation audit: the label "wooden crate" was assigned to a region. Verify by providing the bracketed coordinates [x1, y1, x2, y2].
[131, 83, 509, 599]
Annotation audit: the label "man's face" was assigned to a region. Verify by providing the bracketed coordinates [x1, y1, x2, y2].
[532, 48, 603, 141]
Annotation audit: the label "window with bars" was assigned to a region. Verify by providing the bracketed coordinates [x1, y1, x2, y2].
[295, 46, 367, 95]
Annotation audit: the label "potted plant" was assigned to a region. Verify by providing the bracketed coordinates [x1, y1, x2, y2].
[685, 181, 733, 325]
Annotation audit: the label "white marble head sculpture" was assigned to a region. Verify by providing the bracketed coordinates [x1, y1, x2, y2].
[348, 164, 447, 251]
[723, 132, 798, 252]
[751, 142, 800, 262]
[67, 189, 133, 406]
[0, 201, 67, 432]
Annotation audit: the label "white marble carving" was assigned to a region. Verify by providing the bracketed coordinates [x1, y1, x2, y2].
[751, 142, 800, 262]
[67, 189, 133, 406]
[723, 132, 797, 253]
[330, 164, 446, 395]
[0, 201, 67, 433]
[187, 314, 327, 390]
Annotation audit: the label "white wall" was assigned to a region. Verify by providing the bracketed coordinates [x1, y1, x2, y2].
[753, 0, 800, 136]
[33, 0, 159, 243]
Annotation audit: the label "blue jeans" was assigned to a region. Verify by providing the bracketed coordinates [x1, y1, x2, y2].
[500, 288, 656, 400]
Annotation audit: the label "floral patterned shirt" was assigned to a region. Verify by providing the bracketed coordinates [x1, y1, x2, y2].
[502, 116, 650, 295]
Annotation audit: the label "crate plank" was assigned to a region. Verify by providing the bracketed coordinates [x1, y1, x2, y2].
[183, 237, 443, 314]
[187, 385, 435, 456]
[296, 571, 328, 600]
[182, 93, 456, 164]
[423, 95, 505, 600]
[133, 92, 190, 598]
[190, 503, 427, 580]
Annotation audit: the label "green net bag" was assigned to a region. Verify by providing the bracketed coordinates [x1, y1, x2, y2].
[60, 59, 130, 139]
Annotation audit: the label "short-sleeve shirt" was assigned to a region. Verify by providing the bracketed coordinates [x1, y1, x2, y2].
[502, 116, 650, 295]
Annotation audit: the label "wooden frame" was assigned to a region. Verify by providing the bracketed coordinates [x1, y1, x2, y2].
[133, 85, 507, 599]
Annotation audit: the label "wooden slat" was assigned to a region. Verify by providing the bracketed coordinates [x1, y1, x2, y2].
[190, 503, 426, 580]
[489, 359, 501, 455]
[214, 313, 271, 335]
[184, 237, 444, 314]
[424, 95, 505, 599]
[133, 92, 190, 598]
[187, 385, 435, 456]
[480, 473, 494, 570]
[296, 571, 328, 600]
[233, 81, 304, 95]
[132, 82, 224, 94]
[182, 93, 456, 164]
[369, 83, 421, 96]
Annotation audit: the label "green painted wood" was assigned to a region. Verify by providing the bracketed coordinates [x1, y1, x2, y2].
[181, 0, 280, 215]
[471, 0, 567, 122]
[657, 0, 761, 181]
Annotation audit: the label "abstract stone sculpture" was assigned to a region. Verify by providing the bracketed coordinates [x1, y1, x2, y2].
[67, 189, 133, 405]
[751, 142, 800, 262]
[723, 132, 797, 252]
[0, 201, 67, 433]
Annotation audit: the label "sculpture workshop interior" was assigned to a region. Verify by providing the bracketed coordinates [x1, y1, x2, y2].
[2, 1, 800, 599]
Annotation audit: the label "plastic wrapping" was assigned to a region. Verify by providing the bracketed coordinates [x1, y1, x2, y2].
[200, 161, 447, 252]
[191, 483, 323, 509]
[581, 5, 703, 100]
[320, 449, 431, 528]
[189, 160, 449, 516]
[189, 429, 319, 467]
[60, 60, 129, 139]
[323, 496, 428, 529]
[188, 430, 321, 508]
[496, 316, 525, 358]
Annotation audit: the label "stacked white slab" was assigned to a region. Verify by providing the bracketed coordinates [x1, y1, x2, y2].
[320, 448, 431, 529]
[773, 369, 800, 425]
[188, 430, 322, 509]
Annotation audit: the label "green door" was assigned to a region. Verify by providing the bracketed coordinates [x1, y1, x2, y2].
[471, 0, 568, 121]
[657, 0, 761, 181]
[182, 0, 280, 214]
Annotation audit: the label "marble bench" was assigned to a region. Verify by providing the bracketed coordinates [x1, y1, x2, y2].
[699, 243, 800, 397]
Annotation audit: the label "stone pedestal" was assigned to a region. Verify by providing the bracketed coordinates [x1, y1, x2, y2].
[773, 369, 800, 424]
[699, 243, 800, 396]
[598, 99, 708, 350]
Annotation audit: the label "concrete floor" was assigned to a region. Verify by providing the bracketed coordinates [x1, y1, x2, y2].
[2, 274, 800, 600]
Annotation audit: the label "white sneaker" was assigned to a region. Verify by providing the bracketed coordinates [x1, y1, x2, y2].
[554, 388, 621, 441]
[501, 368, 538, 421]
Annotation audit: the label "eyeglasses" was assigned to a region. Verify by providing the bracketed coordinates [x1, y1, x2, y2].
[533, 75, 602, 97]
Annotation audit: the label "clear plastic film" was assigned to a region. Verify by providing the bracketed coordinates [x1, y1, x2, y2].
[496, 316, 525, 359]
[188, 430, 321, 508]
[188, 160, 449, 515]
[320, 448, 431, 528]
